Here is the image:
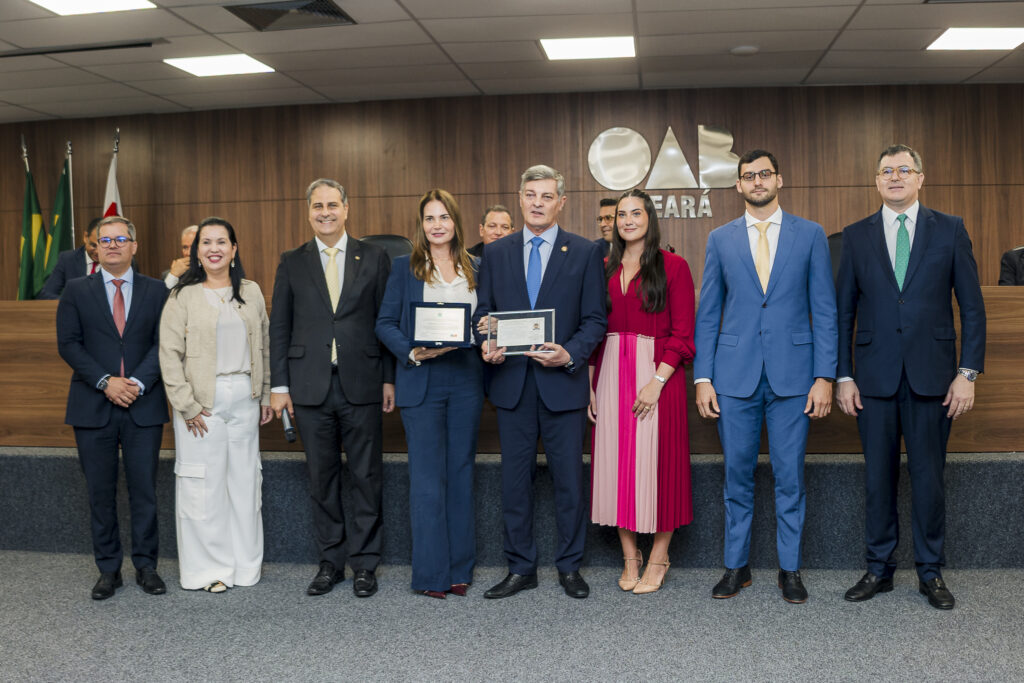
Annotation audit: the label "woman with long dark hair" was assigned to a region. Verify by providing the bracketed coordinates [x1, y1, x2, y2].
[159, 217, 273, 593]
[589, 189, 696, 594]
[375, 189, 484, 598]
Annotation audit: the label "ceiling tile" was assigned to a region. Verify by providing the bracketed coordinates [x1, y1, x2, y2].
[129, 72, 298, 95]
[821, 50, 1005, 69]
[316, 79, 481, 101]
[804, 67, 982, 85]
[849, 3, 1024, 30]
[48, 35, 238, 66]
[217, 21, 428, 53]
[336, 0, 413, 23]
[0, 10, 201, 48]
[640, 31, 835, 57]
[256, 44, 448, 70]
[643, 68, 809, 88]
[421, 14, 633, 42]
[642, 52, 818, 72]
[476, 74, 639, 95]
[0, 82, 145, 105]
[82, 62, 185, 81]
[831, 29, 946, 52]
[0, 104, 52, 122]
[289, 64, 464, 88]
[400, 0, 629, 19]
[441, 41, 544, 63]
[995, 49, 1024, 67]
[32, 95, 187, 118]
[462, 59, 637, 80]
[166, 86, 328, 109]
[638, 6, 856, 35]
[0, 67, 108, 90]
[0, 54, 64, 72]
[166, 5, 255, 34]
[638, 0, 858, 9]
[966, 66, 1024, 83]
[0, 1, 53, 21]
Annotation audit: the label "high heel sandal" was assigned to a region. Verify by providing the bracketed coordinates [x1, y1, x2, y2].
[633, 560, 670, 594]
[618, 551, 643, 591]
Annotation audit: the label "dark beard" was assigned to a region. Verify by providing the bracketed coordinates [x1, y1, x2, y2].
[745, 191, 776, 208]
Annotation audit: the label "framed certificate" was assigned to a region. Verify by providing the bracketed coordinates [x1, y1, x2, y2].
[411, 302, 472, 348]
[487, 309, 556, 355]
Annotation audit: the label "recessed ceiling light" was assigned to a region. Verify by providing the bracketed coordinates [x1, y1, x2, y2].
[927, 27, 1024, 50]
[29, 0, 155, 15]
[540, 36, 635, 61]
[164, 55, 275, 77]
[730, 45, 760, 57]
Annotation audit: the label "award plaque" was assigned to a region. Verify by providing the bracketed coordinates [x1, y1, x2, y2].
[486, 309, 556, 355]
[410, 302, 472, 348]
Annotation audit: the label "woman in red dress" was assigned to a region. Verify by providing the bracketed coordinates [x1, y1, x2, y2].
[589, 189, 696, 594]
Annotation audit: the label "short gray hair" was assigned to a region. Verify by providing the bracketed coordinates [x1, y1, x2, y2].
[520, 165, 565, 197]
[306, 178, 348, 205]
[878, 144, 923, 173]
[97, 215, 136, 241]
[181, 224, 198, 239]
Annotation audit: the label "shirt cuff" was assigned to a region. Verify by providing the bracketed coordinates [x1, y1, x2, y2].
[271, 386, 289, 394]
[408, 349, 422, 367]
[694, 377, 711, 384]
[837, 376, 854, 383]
[129, 377, 145, 395]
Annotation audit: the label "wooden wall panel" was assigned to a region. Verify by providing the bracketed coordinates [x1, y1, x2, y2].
[2, 289, 1020, 455]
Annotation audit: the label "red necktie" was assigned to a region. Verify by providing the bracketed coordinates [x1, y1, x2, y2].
[112, 279, 126, 376]
[90, 262, 98, 274]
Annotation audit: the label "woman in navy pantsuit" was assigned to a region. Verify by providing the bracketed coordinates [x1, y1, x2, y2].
[375, 189, 484, 598]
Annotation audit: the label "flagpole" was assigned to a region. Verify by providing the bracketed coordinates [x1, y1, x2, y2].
[20, 135, 29, 173]
[113, 127, 119, 154]
[66, 140, 75, 244]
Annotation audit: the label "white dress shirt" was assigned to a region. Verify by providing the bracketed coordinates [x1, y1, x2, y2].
[880, 201, 919, 268]
[100, 267, 144, 393]
[522, 225, 559, 279]
[745, 207, 783, 274]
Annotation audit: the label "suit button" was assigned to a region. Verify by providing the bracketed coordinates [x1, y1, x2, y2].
[762, 303, 767, 308]
[897, 328, 902, 334]
[898, 299, 904, 304]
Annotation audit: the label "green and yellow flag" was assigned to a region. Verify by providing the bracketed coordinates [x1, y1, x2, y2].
[17, 169, 43, 300]
[41, 158, 73, 291]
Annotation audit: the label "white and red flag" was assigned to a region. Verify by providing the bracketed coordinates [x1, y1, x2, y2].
[102, 153, 122, 217]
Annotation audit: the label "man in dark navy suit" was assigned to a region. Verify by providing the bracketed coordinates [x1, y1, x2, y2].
[594, 197, 617, 257]
[474, 165, 607, 599]
[56, 216, 169, 600]
[837, 145, 986, 610]
[38, 217, 101, 300]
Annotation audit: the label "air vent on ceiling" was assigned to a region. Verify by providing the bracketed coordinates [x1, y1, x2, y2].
[225, 0, 356, 32]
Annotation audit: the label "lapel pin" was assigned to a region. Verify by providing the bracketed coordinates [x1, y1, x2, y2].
[355, 255, 361, 260]
[561, 245, 568, 252]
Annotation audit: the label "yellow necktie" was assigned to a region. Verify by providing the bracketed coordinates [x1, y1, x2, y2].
[324, 247, 340, 364]
[754, 221, 771, 292]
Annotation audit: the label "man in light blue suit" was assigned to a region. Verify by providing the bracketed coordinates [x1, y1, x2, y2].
[694, 150, 837, 604]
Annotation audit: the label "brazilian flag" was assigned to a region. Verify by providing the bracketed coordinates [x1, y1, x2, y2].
[17, 170, 43, 300]
[40, 158, 73, 293]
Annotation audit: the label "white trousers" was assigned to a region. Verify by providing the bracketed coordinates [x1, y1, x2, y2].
[174, 374, 263, 589]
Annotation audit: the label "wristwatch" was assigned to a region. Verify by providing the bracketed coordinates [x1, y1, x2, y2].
[97, 374, 110, 391]
[957, 368, 978, 382]
[564, 359, 576, 373]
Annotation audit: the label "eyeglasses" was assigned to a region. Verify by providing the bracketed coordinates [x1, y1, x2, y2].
[739, 169, 777, 182]
[98, 236, 134, 247]
[877, 166, 920, 180]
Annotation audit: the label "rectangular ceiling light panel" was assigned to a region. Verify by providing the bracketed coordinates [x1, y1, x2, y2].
[164, 54, 274, 77]
[29, 0, 155, 15]
[540, 36, 636, 61]
[928, 28, 1024, 50]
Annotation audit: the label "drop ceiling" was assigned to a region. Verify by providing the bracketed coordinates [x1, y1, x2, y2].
[0, 0, 1022, 122]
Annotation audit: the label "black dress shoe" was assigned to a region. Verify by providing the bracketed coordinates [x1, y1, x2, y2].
[558, 571, 590, 599]
[712, 566, 751, 599]
[919, 577, 955, 610]
[91, 571, 123, 600]
[352, 569, 378, 598]
[136, 567, 166, 595]
[778, 569, 808, 604]
[307, 561, 344, 596]
[483, 572, 538, 599]
[844, 572, 894, 602]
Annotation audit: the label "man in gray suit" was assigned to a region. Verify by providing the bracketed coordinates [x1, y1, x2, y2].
[270, 178, 395, 598]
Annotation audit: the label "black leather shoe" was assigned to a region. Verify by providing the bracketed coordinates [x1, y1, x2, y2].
[483, 572, 538, 599]
[91, 571, 123, 600]
[844, 572, 894, 602]
[919, 577, 955, 610]
[711, 566, 751, 599]
[307, 561, 344, 596]
[778, 569, 808, 604]
[352, 569, 378, 598]
[558, 571, 590, 599]
[136, 567, 166, 595]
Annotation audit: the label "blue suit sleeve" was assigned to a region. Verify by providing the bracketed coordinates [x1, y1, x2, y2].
[835, 225, 858, 379]
[561, 241, 607, 369]
[693, 231, 724, 381]
[808, 226, 838, 380]
[375, 259, 412, 363]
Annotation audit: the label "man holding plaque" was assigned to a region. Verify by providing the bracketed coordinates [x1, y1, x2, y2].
[474, 165, 607, 599]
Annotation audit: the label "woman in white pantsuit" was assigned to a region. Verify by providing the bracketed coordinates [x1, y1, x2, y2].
[159, 217, 273, 593]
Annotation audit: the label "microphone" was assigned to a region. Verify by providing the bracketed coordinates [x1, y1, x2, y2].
[282, 410, 297, 443]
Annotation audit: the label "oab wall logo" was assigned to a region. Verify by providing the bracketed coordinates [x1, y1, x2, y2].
[587, 125, 739, 220]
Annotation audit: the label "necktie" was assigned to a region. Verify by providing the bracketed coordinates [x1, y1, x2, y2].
[324, 248, 340, 364]
[754, 221, 771, 292]
[526, 236, 544, 308]
[90, 262, 98, 275]
[112, 279, 126, 376]
[894, 213, 910, 290]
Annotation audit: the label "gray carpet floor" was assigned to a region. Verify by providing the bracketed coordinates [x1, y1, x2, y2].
[1, 551, 1021, 682]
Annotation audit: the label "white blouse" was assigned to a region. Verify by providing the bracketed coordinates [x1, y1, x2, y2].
[204, 286, 251, 375]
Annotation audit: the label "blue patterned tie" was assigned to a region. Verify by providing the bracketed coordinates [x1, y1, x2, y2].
[526, 236, 544, 308]
[894, 213, 909, 290]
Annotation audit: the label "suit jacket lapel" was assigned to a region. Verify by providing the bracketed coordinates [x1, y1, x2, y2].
[89, 273, 119, 336]
[511, 235, 531, 309]
[866, 210, 900, 291]
[338, 236, 362, 315]
[536, 230, 569, 307]
[302, 240, 334, 313]
[731, 219, 762, 293]
[764, 213, 795, 298]
[901, 205, 933, 291]
[122, 273, 143, 337]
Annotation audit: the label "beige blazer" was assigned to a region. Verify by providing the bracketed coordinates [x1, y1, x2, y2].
[159, 279, 271, 420]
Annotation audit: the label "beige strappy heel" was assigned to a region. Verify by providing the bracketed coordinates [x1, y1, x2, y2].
[618, 551, 643, 591]
[633, 560, 670, 594]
